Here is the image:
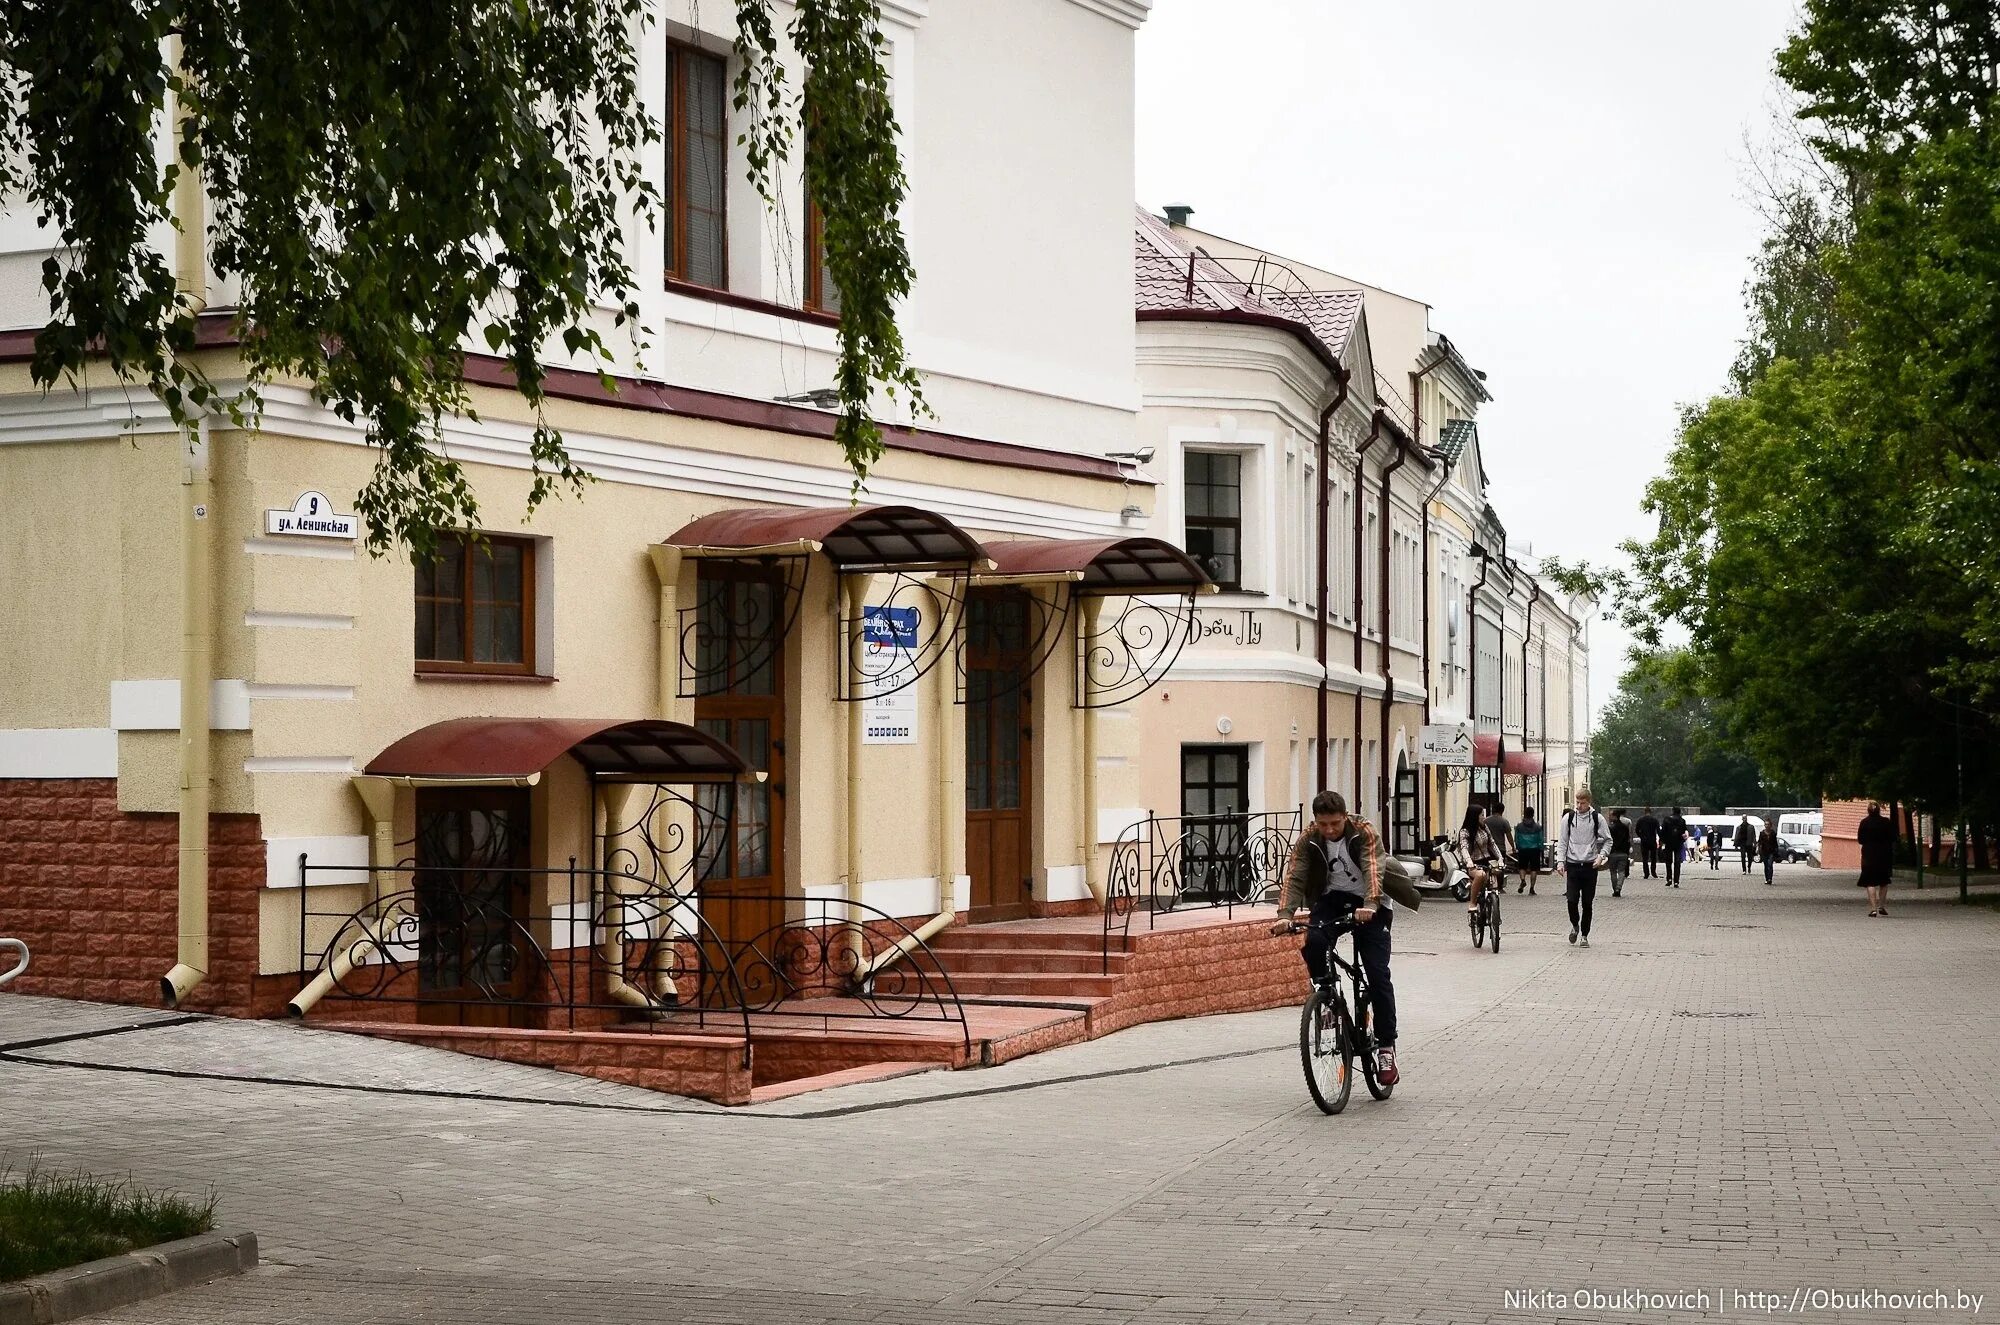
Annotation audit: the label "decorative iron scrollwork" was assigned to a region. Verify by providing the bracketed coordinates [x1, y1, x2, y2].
[1102, 809, 1302, 964]
[1075, 592, 1198, 709]
[954, 585, 1071, 704]
[836, 570, 968, 702]
[676, 556, 810, 699]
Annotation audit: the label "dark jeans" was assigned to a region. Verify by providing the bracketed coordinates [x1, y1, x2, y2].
[1302, 893, 1397, 1047]
[1664, 843, 1684, 884]
[1739, 846, 1753, 872]
[1763, 855, 1775, 883]
[1639, 841, 1659, 877]
[1565, 862, 1599, 935]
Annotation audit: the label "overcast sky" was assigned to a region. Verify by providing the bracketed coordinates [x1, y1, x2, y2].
[1135, 0, 1800, 724]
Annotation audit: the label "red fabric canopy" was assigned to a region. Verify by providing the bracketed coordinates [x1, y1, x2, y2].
[1502, 749, 1544, 776]
[1472, 732, 1502, 768]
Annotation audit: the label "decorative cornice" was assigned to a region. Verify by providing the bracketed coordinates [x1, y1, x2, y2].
[1063, 0, 1151, 30]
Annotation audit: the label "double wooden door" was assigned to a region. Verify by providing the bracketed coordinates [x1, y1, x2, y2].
[693, 564, 786, 953]
[413, 787, 532, 1027]
[965, 590, 1035, 922]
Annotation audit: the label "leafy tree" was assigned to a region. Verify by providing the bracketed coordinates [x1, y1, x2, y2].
[1591, 650, 1805, 812]
[0, 0, 920, 557]
[1614, 2, 2000, 830]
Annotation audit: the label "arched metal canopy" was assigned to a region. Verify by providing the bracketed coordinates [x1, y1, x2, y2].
[981, 537, 1213, 595]
[364, 718, 747, 783]
[662, 504, 986, 572]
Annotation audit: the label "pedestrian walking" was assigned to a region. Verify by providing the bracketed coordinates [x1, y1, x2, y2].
[1560, 789, 1613, 947]
[1513, 807, 1545, 895]
[1857, 800, 1895, 916]
[1706, 828, 1723, 870]
[1661, 806, 1689, 887]
[1733, 816, 1756, 873]
[1757, 821, 1779, 885]
[1607, 808, 1632, 896]
[1636, 807, 1661, 878]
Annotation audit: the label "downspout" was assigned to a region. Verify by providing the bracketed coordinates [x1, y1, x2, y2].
[1377, 439, 1410, 824]
[1417, 464, 1451, 840]
[1468, 547, 1491, 800]
[860, 579, 964, 977]
[843, 575, 868, 963]
[1523, 577, 1540, 817]
[1078, 594, 1107, 903]
[598, 782, 656, 1010]
[162, 39, 214, 1008]
[1350, 413, 1383, 804]
[1314, 369, 1352, 791]
[285, 778, 397, 1017]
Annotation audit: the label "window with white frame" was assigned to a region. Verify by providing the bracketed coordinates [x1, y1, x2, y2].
[1361, 501, 1379, 635]
[1183, 450, 1243, 591]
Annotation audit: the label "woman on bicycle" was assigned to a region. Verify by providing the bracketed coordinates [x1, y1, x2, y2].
[1458, 803, 1501, 916]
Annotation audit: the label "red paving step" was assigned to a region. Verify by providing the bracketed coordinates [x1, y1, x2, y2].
[927, 929, 1119, 953]
[933, 971, 1124, 998]
[929, 946, 1130, 974]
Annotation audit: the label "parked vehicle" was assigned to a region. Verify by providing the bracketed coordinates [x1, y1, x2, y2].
[1777, 812, 1823, 865]
[1416, 835, 1471, 901]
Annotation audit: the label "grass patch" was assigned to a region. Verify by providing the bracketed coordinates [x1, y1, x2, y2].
[0, 1166, 214, 1283]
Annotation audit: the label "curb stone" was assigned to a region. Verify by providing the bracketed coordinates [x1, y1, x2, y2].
[0, 1231, 256, 1325]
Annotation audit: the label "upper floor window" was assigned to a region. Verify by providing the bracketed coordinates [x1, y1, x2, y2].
[1184, 451, 1241, 591]
[805, 197, 842, 315]
[416, 535, 536, 675]
[664, 42, 728, 288]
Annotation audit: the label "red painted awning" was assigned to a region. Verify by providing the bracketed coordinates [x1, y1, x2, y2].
[981, 536, 1212, 594]
[1473, 732, 1502, 768]
[1502, 749, 1544, 776]
[365, 718, 746, 782]
[662, 504, 984, 570]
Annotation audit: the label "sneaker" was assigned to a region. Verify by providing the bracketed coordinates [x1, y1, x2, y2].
[1878, 907, 1889, 916]
[1568, 927, 1578, 944]
[1375, 1046, 1398, 1085]
[1579, 935, 1589, 947]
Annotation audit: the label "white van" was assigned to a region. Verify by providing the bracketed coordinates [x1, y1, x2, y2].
[1678, 815, 1766, 861]
[1777, 812, 1822, 864]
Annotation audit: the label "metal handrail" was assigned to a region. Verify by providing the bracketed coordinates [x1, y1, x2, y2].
[0, 938, 27, 989]
[292, 861, 970, 1052]
[1102, 808, 1303, 973]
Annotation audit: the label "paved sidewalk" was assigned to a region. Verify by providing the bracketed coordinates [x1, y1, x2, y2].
[3, 865, 1997, 1323]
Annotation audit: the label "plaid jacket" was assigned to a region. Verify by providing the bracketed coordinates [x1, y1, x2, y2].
[1278, 817, 1383, 917]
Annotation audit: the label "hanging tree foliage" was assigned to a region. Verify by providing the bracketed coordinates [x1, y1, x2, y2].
[0, 0, 922, 558]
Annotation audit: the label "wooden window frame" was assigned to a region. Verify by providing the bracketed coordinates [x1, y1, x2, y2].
[804, 196, 841, 316]
[663, 40, 729, 289]
[1184, 450, 1244, 592]
[415, 534, 538, 677]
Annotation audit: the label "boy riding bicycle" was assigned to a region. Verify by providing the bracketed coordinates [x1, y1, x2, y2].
[1272, 791, 1402, 1085]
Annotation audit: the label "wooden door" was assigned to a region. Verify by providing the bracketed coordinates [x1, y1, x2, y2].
[966, 590, 1035, 922]
[1180, 745, 1249, 903]
[693, 564, 787, 970]
[413, 787, 532, 1027]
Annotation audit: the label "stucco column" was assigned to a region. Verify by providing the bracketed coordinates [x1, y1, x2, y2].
[1077, 595, 1106, 905]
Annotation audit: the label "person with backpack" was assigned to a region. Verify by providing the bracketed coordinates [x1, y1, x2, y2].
[1513, 806, 1546, 895]
[1733, 816, 1756, 873]
[1559, 789, 1613, 946]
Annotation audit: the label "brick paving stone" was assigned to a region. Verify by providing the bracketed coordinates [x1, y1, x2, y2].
[2, 864, 1997, 1323]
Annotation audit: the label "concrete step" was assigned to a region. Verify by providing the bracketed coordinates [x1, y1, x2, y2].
[928, 928, 1115, 954]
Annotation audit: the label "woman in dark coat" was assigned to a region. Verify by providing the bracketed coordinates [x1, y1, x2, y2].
[1856, 801, 1896, 916]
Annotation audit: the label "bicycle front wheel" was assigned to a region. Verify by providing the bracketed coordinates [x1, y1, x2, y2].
[1300, 990, 1353, 1115]
[1489, 900, 1502, 953]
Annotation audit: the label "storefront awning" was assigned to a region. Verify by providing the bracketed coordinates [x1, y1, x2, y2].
[1473, 732, 1502, 768]
[1502, 749, 1544, 776]
[980, 537, 1213, 594]
[662, 504, 986, 571]
[364, 718, 748, 783]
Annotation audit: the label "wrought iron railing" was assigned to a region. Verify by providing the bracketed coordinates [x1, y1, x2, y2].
[292, 860, 970, 1056]
[1101, 809, 1302, 971]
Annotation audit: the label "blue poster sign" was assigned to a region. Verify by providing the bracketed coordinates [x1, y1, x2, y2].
[862, 605, 920, 647]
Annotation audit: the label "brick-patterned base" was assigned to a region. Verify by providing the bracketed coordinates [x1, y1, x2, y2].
[313, 1022, 754, 1106]
[1091, 919, 1309, 1036]
[0, 779, 271, 1017]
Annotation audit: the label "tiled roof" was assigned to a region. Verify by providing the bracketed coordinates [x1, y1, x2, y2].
[1439, 418, 1477, 466]
[1133, 208, 1364, 361]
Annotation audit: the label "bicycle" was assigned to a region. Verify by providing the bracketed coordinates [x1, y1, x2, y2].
[1280, 916, 1393, 1114]
[1467, 858, 1502, 953]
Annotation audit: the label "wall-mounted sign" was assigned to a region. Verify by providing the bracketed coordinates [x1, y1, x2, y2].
[860, 604, 919, 745]
[1193, 609, 1264, 647]
[266, 491, 358, 540]
[1416, 722, 1475, 767]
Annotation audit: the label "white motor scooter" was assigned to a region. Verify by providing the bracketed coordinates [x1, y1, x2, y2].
[1419, 835, 1473, 901]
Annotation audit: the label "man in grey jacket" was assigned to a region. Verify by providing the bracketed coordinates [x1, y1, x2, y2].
[1560, 788, 1613, 947]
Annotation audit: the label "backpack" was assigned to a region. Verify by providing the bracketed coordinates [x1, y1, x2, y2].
[1561, 809, 1605, 855]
